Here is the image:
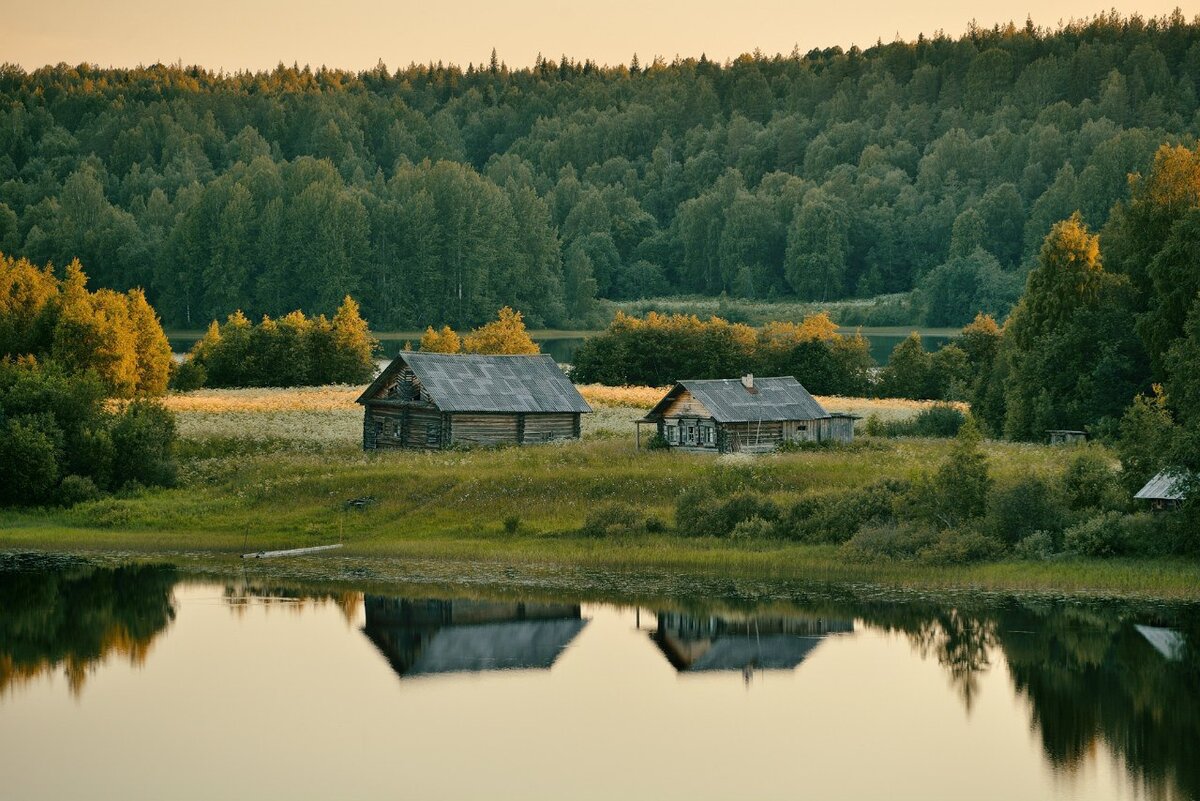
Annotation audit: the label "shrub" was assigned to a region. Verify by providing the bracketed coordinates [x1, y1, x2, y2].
[985, 475, 1065, 546]
[74, 497, 134, 528]
[918, 529, 1005, 564]
[0, 413, 61, 505]
[1115, 512, 1163, 557]
[843, 523, 938, 561]
[869, 404, 966, 438]
[169, 358, 207, 391]
[1061, 449, 1124, 512]
[1014, 531, 1056, 560]
[1063, 511, 1126, 557]
[579, 504, 645, 538]
[777, 480, 909, 543]
[644, 433, 669, 451]
[676, 491, 779, 538]
[110, 400, 178, 490]
[57, 474, 101, 507]
[729, 515, 776, 541]
[502, 515, 521, 535]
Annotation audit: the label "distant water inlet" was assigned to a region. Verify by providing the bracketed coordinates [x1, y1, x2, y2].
[0, 555, 1195, 801]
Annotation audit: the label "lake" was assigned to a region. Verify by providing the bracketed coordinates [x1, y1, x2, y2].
[3, 554, 1192, 801]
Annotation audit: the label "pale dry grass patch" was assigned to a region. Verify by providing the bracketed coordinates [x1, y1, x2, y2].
[577, 384, 665, 409]
[164, 385, 362, 413]
[815, 395, 969, 422]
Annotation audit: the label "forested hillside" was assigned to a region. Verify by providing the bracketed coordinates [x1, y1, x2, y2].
[2, 11, 1199, 329]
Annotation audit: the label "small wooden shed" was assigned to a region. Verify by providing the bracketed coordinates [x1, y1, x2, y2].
[1134, 470, 1187, 511]
[1048, 429, 1089, 445]
[356, 352, 591, 450]
[638, 375, 856, 453]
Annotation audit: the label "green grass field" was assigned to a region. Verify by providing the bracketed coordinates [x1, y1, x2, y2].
[2, 387, 1198, 599]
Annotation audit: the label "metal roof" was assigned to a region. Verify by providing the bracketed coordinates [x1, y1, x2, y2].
[644, 376, 828, 423]
[1135, 470, 1188, 501]
[357, 352, 592, 414]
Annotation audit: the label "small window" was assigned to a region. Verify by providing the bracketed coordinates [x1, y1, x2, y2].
[666, 425, 678, 443]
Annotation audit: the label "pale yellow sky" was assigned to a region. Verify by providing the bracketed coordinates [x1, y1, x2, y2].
[1, 0, 1196, 72]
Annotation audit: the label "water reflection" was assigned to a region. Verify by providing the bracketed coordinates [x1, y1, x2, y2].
[362, 596, 587, 677]
[0, 555, 176, 696]
[1, 555, 1197, 800]
[650, 611, 852, 676]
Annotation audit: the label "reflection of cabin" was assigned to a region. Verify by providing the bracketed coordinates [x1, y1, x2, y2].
[1047, 429, 1088, 445]
[1135, 470, 1187, 511]
[362, 596, 587, 677]
[638, 375, 856, 453]
[356, 352, 591, 450]
[650, 611, 853, 673]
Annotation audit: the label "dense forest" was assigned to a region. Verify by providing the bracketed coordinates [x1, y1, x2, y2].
[2, 12, 1200, 329]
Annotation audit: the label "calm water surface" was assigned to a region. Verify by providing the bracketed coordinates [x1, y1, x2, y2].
[0, 556, 1195, 801]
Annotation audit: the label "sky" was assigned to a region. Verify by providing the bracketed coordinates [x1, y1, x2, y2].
[1, 1, 1197, 72]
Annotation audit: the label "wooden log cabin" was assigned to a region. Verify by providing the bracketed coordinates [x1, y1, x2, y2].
[356, 352, 591, 450]
[638, 374, 857, 453]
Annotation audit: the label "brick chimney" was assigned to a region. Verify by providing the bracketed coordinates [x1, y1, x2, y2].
[741, 374, 754, 390]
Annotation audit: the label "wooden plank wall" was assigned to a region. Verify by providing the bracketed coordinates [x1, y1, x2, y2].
[522, 413, 578, 442]
[659, 389, 709, 418]
[363, 405, 444, 449]
[720, 420, 785, 452]
[449, 414, 520, 446]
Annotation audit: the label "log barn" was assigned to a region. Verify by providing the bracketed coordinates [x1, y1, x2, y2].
[356, 352, 591, 450]
[638, 374, 856, 453]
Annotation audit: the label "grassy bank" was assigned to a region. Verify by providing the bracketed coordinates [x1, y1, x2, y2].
[3, 386, 1198, 600]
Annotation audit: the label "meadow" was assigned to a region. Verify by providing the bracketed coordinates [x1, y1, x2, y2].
[4, 385, 1199, 599]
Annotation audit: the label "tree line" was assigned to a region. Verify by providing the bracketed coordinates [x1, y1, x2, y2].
[2, 12, 1200, 328]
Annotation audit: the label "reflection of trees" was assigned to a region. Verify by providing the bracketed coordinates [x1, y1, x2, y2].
[844, 597, 1198, 801]
[0, 557, 177, 696]
[222, 583, 362, 623]
[997, 606, 1200, 801]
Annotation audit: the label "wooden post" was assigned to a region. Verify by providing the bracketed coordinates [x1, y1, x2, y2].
[636, 421, 641, 450]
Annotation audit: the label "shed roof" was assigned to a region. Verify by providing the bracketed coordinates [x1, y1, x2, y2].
[644, 376, 828, 423]
[1135, 470, 1189, 501]
[357, 352, 592, 414]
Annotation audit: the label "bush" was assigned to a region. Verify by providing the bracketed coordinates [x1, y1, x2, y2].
[169, 358, 207, 391]
[644, 433, 669, 451]
[579, 504, 646, 538]
[1014, 531, 1056, 560]
[1061, 449, 1125, 512]
[57, 474, 101, 507]
[676, 490, 779, 538]
[918, 529, 1005, 564]
[1063, 511, 1127, 557]
[868, 404, 967, 438]
[843, 523, 938, 561]
[110, 400, 178, 490]
[778, 479, 909, 543]
[985, 475, 1065, 546]
[502, 515, 521, 535]
[0, 413, 62, 505]
[729, 515, 776, 540]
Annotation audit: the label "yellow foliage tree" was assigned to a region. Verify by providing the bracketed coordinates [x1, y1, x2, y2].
[462, 307, 540, 355]
[419, 325, 462, 353]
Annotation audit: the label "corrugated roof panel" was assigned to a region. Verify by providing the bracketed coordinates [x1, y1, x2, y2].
[661, 377, 829, 423]
[1135, 470, 1188, 501]
[368, 352, 592, 414]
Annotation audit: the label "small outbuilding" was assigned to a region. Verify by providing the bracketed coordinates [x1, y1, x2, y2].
[637, 374, 857, 453]
[356, 352, 591, 450]
[1048, 429, 1089, 445]
[1134, 470, 1188, 511]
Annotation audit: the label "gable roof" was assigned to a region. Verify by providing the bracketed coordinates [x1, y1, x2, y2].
[644, 376, 828, 423]
[1135, 470, 1189, 501]
[357, 352, 591, 414]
